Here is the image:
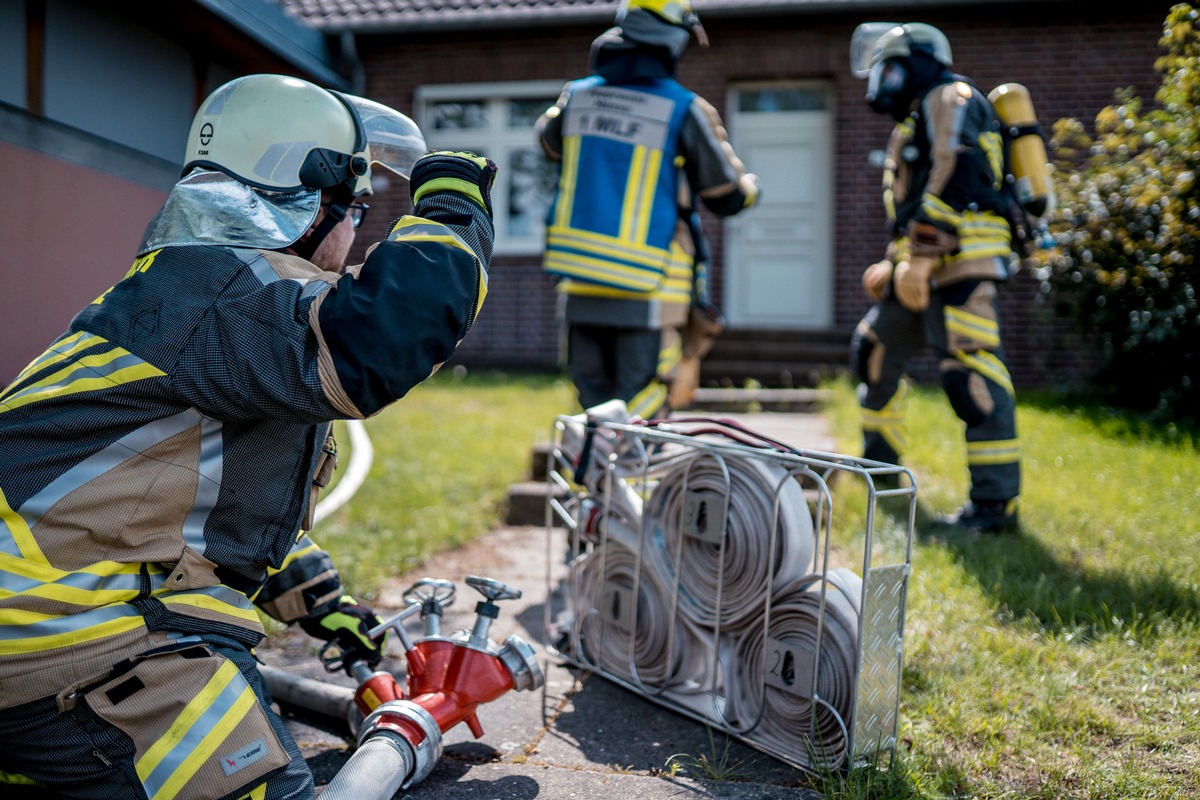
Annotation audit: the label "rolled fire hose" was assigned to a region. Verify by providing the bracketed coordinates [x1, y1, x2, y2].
[722, 568, 862, 770]
[568, 536, 712, 693]
[644, 453, 815, 632]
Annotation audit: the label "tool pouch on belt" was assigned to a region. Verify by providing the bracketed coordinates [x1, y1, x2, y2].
[303, 430, 338, 531]
[908, 221, 958, 258]
[66, 642, 290, 800]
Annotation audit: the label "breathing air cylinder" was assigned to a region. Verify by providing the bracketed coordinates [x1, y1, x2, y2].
[988, 83, 1053, 218]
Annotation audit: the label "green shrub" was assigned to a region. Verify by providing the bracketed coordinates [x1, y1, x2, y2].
[1036, 3, 1199, 424]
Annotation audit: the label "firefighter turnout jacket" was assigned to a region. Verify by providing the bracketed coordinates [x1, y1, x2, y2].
[884, 78, 1012, 283]
[0, 199, 491, 710]
[538, 73, 758, 328]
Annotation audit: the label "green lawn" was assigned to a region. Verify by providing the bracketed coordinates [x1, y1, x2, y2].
[314, 369, 1200, 799]
[821, 378, 1200, 799]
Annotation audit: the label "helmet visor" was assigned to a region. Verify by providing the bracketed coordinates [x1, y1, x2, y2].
[850, 22, 901, 78]
[344, 95, 427, 181]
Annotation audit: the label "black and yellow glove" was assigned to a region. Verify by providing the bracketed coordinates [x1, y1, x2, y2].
[410, 151, 498, 216]
[298, 595, 385, 669]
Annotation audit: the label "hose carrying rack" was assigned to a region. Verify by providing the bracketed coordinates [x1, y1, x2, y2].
[543, 402, 916, 773]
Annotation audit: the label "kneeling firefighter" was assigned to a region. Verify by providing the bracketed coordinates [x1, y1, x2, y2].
[0, 73, 495, 797]
[848, 22, 1022, 533]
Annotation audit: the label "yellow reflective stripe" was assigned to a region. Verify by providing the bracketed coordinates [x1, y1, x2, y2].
[137, 660, 257, 800]
[0, 488, 46, 564]
[0, 768, 41, 786]
[860, 384, 908, 454]
[627, 380, 668, 420]
[388, 217, 477, 258]
[620, 146, 648, 241]
[544, 252, 662, 291]
[3, 332, 98, 397]
[267, 537, 322, 577]
[0, 555, 145, 606]
[0, 609, 144, 655]
[2, 349, 166, 413]
[556, 135, 581, 228]
[958, 212, 1008, 238]
[474, 270, 488, 318]
[967, 438, 1021, 465]
[920, 193, 961, 227]
[158, 592, 263, 626]
[619, 145, 659, 244]
[547, 226, 667, 265]
[980, 131, 1005, 189]
[956, 350, 1014, 396]
[945, 306, 1000, 348]
[657, 338, 682, 378]
[637, 148, 662, 242]
[950, 241, 1011, 261]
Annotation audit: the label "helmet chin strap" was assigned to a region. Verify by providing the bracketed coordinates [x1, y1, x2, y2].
[290, 201, 349, 261]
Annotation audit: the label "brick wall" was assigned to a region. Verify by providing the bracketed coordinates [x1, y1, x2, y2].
[353, 4, 1171, 387]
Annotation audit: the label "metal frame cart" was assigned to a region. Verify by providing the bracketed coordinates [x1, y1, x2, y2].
[543, 409, 915, 773]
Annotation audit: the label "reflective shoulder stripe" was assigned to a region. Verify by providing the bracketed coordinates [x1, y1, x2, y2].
[0, 347, 166, 414]
[2, 331, 98, 397]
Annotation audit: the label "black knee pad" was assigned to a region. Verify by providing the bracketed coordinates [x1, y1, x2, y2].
[851, 327, 877, 385]
[942, 369, 989, 427]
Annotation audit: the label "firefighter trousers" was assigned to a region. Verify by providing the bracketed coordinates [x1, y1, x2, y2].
[850, 280, 1020, 503]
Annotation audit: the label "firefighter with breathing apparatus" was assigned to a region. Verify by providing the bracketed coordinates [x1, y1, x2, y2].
[848, 22, 1048, 533]
[0, 73, 495, 798]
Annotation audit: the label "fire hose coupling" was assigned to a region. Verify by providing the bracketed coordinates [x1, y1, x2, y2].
[358, 699, 443, 789]
[498, 634, 544, 692]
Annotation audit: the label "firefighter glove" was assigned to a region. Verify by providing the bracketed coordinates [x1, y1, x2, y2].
[861, 259, 893, 301]
[299, 595, 385, 668]
[893, 256, 934, 312]
[411, 151, 498, 216]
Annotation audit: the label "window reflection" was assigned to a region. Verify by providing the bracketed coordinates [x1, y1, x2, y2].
[508, 147, 557, 237]
[739, 88, 827, 113]
[431, 101, 488, 129]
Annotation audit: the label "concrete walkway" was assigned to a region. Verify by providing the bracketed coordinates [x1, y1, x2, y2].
[257, 410, 840, 799]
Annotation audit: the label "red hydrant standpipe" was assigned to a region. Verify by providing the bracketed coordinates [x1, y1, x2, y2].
[320, 575, 544, 797]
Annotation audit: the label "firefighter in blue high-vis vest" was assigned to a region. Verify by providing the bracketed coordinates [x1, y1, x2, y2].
[537, 0, 761, 420]
[0, 74, 495, 798]
[849, 23, 1022, 533]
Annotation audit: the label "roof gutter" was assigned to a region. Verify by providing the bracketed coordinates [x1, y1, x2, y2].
[194, 0, 357, 90]
[317, 0, 1056, 36]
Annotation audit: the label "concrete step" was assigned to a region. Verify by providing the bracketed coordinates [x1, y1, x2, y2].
[683, 387, 830, 413]
[505, 479, 567, 527]
[701, 327, 853, 388]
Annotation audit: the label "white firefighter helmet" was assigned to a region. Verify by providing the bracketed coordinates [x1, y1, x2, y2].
[850, 22, 953, 78]
[183, 74, 426, 197]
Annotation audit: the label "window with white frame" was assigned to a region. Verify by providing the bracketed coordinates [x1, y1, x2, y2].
[415, 81, 564, 256]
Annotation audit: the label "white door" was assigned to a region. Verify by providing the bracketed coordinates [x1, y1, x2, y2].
[724, 84, 834, 329]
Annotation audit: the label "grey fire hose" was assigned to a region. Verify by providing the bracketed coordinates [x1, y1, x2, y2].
[319, 733, 415, 799]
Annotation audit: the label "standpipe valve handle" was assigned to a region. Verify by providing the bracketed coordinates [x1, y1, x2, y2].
[464, 575, 522, 649]
[403, 577, 456, 638]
